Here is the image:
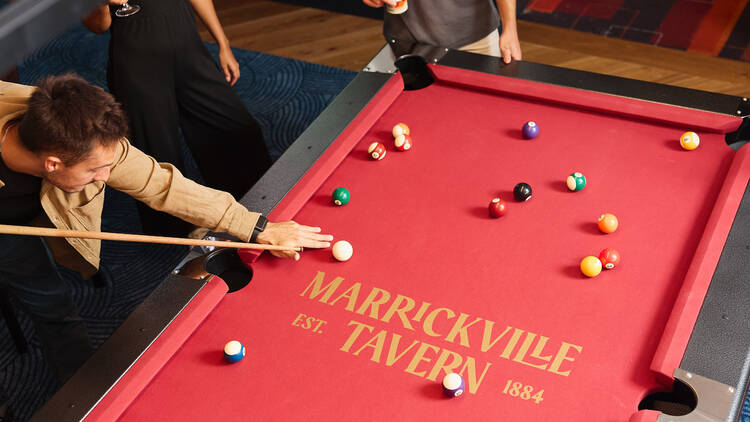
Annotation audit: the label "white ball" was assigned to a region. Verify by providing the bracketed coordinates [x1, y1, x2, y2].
[332, 240, 353, 262]
[224, 340, 243, 355]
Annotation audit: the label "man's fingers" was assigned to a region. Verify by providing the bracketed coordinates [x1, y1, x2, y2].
[230, 63, 240, 85]
[304, 232, 333, 241]
[513, 48, 522, 61]
[300, 239, 332, 249]
[296, 224, 322, 233]
[502, 47, 512, 64]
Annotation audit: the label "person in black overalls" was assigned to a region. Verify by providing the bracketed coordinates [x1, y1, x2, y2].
[84, 0, 272, 235]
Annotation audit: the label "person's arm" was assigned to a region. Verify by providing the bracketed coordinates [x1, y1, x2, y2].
[189, 0, 240, 86]
[81, 1, 127, 34]
[362, 0, 397, 7]
[495, 0, 522, 64]
[107, 139, 332, 259]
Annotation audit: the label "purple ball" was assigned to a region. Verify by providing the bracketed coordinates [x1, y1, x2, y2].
[442, 373, 465, 398]
[522, 121, 539, 139]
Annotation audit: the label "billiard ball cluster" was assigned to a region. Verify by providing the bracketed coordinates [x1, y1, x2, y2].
[392, 123, 413, 151]
[580, 212, 621, 277]
[486, 182, 533, 218]
[581, 248, 621, 277]
[368, 123, 414, 160]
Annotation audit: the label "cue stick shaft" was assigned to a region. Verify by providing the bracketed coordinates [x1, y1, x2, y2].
[0, 224, 301, 252]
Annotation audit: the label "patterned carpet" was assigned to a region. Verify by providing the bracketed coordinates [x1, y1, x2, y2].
[1, 24, 355, 421]
[274, 0, 750, 62]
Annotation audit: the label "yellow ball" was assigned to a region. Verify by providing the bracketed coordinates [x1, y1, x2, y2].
[580, 256, 602, 277]
[680, 131, 700, 151]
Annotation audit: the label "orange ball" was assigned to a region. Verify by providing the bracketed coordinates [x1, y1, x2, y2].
[597, 213, 619, 234]
[679, 131, 700, 151]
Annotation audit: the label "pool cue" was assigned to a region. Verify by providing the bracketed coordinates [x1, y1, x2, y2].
[0, 224, 301, 252]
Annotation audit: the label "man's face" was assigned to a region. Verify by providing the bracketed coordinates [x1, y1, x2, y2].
[44, 143, 117, 193]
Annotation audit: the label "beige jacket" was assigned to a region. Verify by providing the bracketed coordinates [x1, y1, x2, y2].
[0, 81, 260, 277]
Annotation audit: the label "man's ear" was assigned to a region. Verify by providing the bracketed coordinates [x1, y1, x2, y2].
[43, 155, 64, 173]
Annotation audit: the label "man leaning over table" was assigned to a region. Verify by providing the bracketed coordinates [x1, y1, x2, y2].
[0, 74, 332, 418]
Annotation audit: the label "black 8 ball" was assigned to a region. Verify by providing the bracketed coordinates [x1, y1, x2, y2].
[513, 182, 532, 201]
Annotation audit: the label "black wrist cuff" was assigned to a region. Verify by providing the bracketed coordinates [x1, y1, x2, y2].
[250, 215, 268, 243]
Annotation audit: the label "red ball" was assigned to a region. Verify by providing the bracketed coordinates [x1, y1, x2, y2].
[367, 142, 387, 160]
[598, 248, 621, 270]
[488, 198, 507, 218]
[394, 134, 413, 151]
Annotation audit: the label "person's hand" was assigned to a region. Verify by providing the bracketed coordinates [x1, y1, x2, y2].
[498, 28, 522, 64]
[219, 46, 241, 86]
[362, 0, 397, 8]
[256, 221, 333, 260]
[107, 0, 128, 5]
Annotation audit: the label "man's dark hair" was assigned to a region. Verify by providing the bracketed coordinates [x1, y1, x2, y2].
[18, 73, 129, 164]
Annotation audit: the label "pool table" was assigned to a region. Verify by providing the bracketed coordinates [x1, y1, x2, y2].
[34, 49, 750, 422]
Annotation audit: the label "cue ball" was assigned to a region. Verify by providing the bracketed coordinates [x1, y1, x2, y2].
[368, 142, 387, 160]
[513, 182, 532, 201]
[394, 134, 413, 151]
[680, 131, 700, 151]
[522, 121, 539, 139]
[332, 240, 353, 261]
[599, 248, 621, 270]
[566, 172, 586, 191]
[442, 373, 465, 397]
[580, 256, 602, 277]
[597, 213, 619, 234]
[332, 187, 350, 206]
[223, 340, 246, 363]
[392, 123, 410, 138]
[488, 197, 507, 218]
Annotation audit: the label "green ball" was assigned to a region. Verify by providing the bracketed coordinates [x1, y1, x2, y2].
[566, 172, 586, 191]
[332, 187, 350, 206]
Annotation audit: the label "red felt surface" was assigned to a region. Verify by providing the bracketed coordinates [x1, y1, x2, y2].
[113, 67, 745, 421]
[85, 277, 228, 422]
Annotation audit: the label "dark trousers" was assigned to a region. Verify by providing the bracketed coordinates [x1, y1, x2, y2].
[0, 234, 93, 383]
[106, 1, 272, 235]
[108, 45, 271, 199]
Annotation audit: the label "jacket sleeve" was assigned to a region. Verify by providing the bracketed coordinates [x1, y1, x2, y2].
[106, 139, 260, 241]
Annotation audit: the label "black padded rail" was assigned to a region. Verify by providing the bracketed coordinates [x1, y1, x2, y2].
[238, 71, 392, 214]
[680, 180, 750, 420]
[31, 274, 209, 422]
[438, 49, 744, 118]
[0, 0, 103, 75]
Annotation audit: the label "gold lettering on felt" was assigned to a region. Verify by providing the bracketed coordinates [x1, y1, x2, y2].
[302, 271, 583, 394]
[340, 321, 493, 394]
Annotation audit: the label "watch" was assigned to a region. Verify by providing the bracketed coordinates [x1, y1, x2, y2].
[250, 215, 268, 243]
